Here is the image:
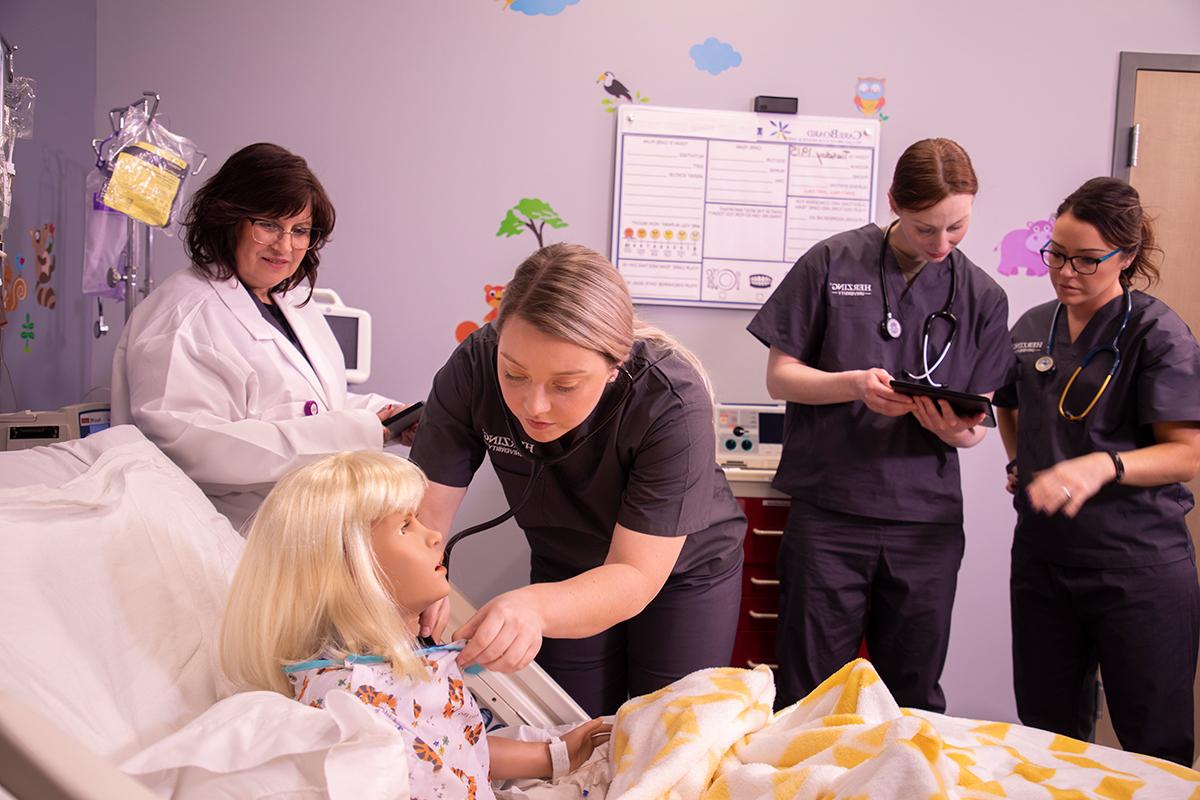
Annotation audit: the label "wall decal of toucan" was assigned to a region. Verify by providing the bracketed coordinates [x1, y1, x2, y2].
[597, 71, 651, 113]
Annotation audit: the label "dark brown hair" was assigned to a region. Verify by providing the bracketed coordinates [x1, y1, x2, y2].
[890, 138, 979, 211]
[1056, 177, 1159, 288]
[184, 143, 335, 297]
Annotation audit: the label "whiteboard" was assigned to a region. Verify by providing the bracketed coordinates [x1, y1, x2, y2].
[609, 105, 881, 309]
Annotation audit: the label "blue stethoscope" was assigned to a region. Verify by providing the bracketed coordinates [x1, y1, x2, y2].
[1034, 284, 1132, 422]
[878, 222, 959, 387]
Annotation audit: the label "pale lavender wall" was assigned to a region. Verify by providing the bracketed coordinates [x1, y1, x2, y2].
[0, 0, 97, 411]
[90, 0, 1200, 722]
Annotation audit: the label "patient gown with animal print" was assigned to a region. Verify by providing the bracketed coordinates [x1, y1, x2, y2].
[287, 644, 494, 800]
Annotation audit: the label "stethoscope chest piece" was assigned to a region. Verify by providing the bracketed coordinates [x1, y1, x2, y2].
[1034, 355, 1055, 374]
[882, 316, 903, 339]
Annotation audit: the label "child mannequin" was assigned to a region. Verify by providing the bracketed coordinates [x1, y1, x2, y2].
[221, 451, 608, 798]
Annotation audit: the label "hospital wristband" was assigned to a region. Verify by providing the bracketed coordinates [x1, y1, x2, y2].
[1108, 451, 1124, 484]
[549, 737, 570, 779]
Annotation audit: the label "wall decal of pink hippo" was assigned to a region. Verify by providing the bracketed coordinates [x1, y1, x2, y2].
[996, 218, 1054, 277]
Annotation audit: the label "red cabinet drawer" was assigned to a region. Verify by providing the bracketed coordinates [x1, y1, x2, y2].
[741, 563, 780, 597]
[738, 593, 779, 630]
[738, 497, 790, 564]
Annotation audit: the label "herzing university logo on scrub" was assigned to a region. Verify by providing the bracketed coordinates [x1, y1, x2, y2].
[1013, 341, 1044, 355]
[482, 430, 534, 458]
[829, 282, 873, 297]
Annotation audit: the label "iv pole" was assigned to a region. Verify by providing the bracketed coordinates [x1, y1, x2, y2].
[100, 91, 158, 322]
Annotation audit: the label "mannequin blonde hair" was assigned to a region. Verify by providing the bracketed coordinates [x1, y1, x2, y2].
[221, 451, 429, 696]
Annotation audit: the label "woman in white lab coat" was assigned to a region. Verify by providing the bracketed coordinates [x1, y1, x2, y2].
[111, 143, 402, 530]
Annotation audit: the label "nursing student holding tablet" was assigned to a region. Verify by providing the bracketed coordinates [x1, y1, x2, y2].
[747, 138, 1013, 711]
[995, 178, 1200, 766]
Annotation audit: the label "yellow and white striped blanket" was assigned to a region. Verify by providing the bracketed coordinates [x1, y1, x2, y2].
[605, 659, 1200, 800]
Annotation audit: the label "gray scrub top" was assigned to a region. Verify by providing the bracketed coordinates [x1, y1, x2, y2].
[409, 325, 745, 581]
[747, 224, 1012, 524]
[994, 291, 1200, 568]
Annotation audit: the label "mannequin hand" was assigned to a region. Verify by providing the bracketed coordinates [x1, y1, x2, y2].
[561, 718, 611, 772]
[1026, 452, 1116, 518]
[454, 587, 544, 672]
[911, 395, 985, 445]
[418, 596, 450, 641]
[856, 368, 915, 417]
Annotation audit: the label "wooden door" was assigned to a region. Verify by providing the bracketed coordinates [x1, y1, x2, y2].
[1099, 60, 1200, 761]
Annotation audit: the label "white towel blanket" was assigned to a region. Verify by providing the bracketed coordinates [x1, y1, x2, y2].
[603, 659, 1200, 800]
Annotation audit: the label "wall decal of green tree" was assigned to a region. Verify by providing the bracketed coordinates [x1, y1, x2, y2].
[495, 198, 568, 248]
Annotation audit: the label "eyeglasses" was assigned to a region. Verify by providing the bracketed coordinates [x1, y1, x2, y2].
[1039, 246, 1122, 276]
[248, 218, 320, 250]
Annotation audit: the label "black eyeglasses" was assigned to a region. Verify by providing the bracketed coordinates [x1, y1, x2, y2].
[1039, 246, 1122, 276]
[248, 218, 321, 251]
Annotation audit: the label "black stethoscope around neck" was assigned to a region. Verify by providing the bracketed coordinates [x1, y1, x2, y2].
[1035, 284, 1132, 422]
[878, 221, 959, 386]
[440, 364, 637, 578]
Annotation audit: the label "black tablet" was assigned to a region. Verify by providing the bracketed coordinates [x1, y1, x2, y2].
[889, 380, 996, 428]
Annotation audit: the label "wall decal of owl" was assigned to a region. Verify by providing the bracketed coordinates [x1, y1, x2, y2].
[854, 77, 886, 117]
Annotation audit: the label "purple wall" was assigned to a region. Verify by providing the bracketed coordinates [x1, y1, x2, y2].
[0, 0, 98, 411]
[85, 0, 1200, 724]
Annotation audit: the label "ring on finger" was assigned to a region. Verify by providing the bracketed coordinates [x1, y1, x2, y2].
[1061, 486, 1072, 501]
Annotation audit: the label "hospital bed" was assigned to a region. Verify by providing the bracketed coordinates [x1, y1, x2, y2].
[0, 425, 583, 800]
[4, 427, 1198, 799]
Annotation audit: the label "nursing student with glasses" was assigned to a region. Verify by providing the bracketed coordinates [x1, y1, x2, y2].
[747, 139, 1014, 712]
[112, 143, 410, 531]
[994, 177, 1200, 766]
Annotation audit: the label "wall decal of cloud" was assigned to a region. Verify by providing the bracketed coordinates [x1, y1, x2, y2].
[509, 0, 581, 15]
[689, 37, 742, 75]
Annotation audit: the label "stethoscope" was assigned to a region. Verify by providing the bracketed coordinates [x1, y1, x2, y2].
[878, 221, 959, 387]
[440, 363, 638, 579]
[1034, 284, 1132, 422]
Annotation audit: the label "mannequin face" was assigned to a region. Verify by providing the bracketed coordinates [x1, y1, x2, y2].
[496, 316, 618, 443]
[371, 510, 448, 621]
[233, 204, 312, 302]
[888, 193, 974, 263]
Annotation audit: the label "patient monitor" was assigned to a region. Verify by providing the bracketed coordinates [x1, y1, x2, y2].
[0, 402, 111, 452]
[310, 287, 372, 385]
[715, 403, 785, 471]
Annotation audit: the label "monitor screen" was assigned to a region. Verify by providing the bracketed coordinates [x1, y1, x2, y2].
[325, 314, 359, 370]
[759, 411, 785, 444]
[78, 408, 111, 438]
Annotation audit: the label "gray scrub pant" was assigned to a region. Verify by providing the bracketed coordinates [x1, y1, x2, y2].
[775, 500, 965, 711]
[1011, 550, 1200, 766]
[532, 559, 742, 717]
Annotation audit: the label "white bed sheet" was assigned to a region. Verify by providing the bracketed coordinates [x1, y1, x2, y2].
[0, 425, 243, 762]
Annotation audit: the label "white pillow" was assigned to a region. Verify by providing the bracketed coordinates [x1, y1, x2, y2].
[0, 425, 243, 761]
[122, 690, 411, 799]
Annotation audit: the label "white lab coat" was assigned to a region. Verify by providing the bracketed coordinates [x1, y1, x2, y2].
[112, 267, 397, 530]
